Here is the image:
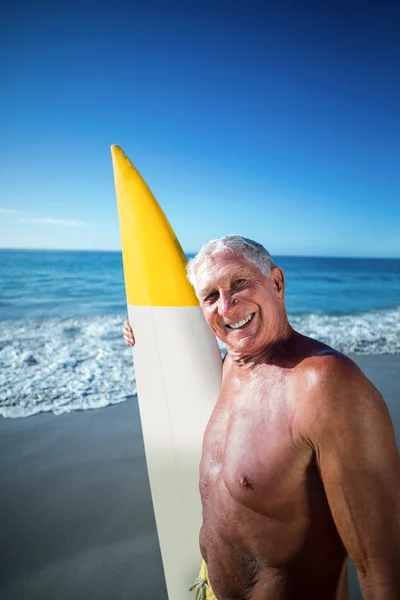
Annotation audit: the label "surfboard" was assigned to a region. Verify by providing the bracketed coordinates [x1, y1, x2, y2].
[111, 145, 222, 599]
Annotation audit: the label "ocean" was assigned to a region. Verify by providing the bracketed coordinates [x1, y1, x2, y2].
[1, 249, 399, 418]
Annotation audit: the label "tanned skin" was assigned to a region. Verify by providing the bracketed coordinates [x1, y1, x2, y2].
[124, 250, 400, 600]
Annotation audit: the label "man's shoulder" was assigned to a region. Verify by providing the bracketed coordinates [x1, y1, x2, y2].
[291, 348, 377, 441]
[294, 348, 362, 392]
[288, 332, 362, 397]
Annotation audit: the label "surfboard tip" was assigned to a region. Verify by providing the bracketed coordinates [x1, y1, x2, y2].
[110, 145, 198, 307]
[110, 144, 130, 165]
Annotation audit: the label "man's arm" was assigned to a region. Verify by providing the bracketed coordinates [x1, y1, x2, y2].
[300, 355, 400, 600]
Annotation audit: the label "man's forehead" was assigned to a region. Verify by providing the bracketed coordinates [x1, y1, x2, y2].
[196, 252, 258, 288]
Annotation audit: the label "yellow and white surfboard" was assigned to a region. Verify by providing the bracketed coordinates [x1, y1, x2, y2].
[111, 146, 222, 599]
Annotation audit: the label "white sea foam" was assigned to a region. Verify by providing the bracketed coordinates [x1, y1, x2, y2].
[290, 306, 400, 355]
[0, 307, 399, 418]
[0, 315, 136, 419]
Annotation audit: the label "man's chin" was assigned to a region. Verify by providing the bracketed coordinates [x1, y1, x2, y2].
[225, 332, 259, 355]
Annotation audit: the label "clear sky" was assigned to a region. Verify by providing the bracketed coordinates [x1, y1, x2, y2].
[1, 1, 399, 257]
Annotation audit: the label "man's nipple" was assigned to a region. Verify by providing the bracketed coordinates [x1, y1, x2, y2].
[239, 475, 253, 490]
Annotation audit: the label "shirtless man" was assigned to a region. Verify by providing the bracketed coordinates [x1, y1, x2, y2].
[124, 235, 400, 600]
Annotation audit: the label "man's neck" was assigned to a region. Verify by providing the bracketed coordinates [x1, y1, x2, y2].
[227, 321, 296, 371]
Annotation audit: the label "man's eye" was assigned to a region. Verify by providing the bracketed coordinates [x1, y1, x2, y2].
[233, 279, 246, 288]
[205, 291, 218, 302]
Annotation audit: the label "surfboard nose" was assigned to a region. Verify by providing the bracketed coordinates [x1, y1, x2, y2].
[110, 145, 198, 307]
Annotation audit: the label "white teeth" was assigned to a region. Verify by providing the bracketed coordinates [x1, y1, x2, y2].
[227, 313, 253, 329]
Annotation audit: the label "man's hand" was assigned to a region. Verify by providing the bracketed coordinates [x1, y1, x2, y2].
[123, 320, 135, 347]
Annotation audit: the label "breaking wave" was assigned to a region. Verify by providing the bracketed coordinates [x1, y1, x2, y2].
[1, 307, 399, 418]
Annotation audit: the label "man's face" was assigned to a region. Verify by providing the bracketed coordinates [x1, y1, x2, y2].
[196, 251, 283, 356]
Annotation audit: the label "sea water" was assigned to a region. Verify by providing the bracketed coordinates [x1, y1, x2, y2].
[0, 250, 399, 418]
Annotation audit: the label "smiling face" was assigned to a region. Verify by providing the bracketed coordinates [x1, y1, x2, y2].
[195, 251, 287, 358]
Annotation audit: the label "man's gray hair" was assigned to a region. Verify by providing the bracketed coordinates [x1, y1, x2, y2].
[186, 234, 276, 293]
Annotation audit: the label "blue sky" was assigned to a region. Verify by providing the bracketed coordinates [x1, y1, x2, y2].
[1, 1, 399, 257]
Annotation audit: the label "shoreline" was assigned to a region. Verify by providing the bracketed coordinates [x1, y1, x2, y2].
[1, 354, 399, 599]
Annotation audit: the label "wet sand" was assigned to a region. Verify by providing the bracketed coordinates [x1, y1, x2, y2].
[0, 354, 399, 600]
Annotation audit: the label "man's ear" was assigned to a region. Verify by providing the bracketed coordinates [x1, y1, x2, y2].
[271, 267, 285, 301]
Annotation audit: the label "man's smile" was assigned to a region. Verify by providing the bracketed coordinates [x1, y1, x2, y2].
[225, 313, 255, 330]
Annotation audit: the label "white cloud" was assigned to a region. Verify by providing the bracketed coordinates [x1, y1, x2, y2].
[1, 208, 89, 227]
[0, 208, 26, 214]
[19, 217, 88, 227]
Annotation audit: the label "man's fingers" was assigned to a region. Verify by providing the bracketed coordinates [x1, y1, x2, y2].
[123, 320, 134, 334]
[123, 319, 135, 346]
[123, 332, 135, 347]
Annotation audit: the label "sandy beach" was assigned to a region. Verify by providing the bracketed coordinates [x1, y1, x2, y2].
[1, 354, 399, 600]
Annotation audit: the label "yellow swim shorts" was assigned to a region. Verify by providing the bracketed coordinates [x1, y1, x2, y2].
[189, 560, 218, 600]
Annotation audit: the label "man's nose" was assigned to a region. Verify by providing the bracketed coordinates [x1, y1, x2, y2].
[218, 290, 236, 313]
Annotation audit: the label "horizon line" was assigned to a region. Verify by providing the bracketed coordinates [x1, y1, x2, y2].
[0, 247, 399, 261]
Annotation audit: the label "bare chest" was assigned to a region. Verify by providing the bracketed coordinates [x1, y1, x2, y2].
[200, 371, 309, 521]
[198, 360, 346, 598]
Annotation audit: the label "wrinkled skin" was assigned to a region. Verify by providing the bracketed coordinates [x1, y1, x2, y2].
[195, 251, 400, 600]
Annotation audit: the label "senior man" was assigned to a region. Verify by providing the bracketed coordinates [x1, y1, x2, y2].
[124, 235, 400, 600]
